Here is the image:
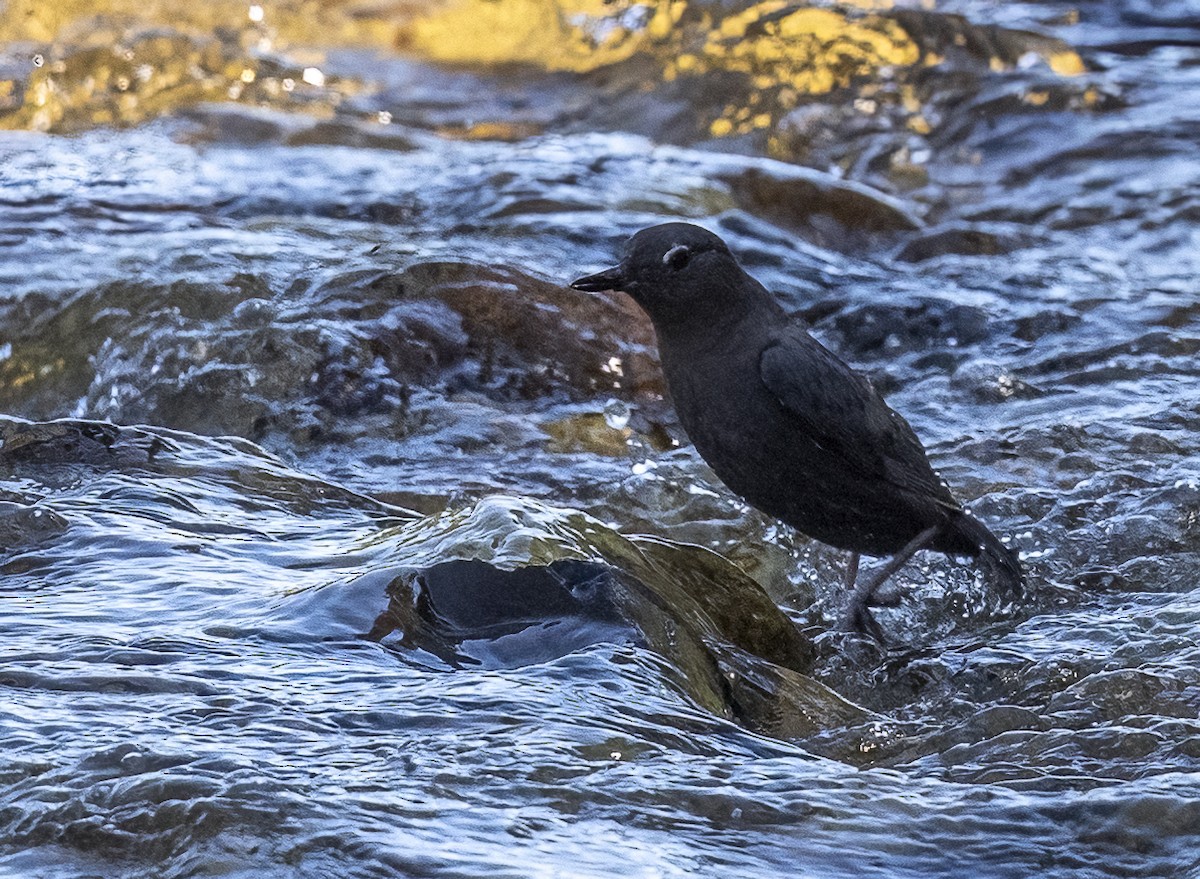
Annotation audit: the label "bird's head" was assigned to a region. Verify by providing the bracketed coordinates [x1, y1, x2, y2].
[570, 223, 753, 328]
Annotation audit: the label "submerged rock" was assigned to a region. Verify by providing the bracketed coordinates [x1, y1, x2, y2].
[0, 500, 68, 547]
[0, 261, 662, 450]
[0, 416, 865, 742]
[357, 493, 867, 738]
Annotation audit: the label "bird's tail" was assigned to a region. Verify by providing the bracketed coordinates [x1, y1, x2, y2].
[944, 510, 1024, 596]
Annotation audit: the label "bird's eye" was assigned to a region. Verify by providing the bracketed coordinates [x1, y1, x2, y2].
[663, 245, 691, 271]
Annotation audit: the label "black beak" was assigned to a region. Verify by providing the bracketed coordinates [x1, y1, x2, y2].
[570, 265, 626, 293]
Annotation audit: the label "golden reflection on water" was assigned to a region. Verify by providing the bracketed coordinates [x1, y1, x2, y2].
[0, 0, 408, 46]
[0, 0, 1087, 138]
[686, 4, 920, 137]
[0, 0, 405, 131]
[400, 0, 682, 69]
[400, 0, 1085, 141]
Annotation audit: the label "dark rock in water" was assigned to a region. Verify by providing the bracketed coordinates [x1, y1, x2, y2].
[885, 9, 1084, 72]
[1012, 309, 1082, 342]
[0, 419, 167, 477]
[829, 299, 990, 358]
[178, 105, 301, 145]
[0, 417, 864, 742]
[178, 105, 421, 151]
[896, 225, 1032, 262]
[0, 416, 405, 516]
[284, 119, 419, 152]
[951, 360, 1042, 404]
[0, 261, 664, 452]
[720, 165, 922, 249]
[367, 560, 642, 668]
[0, 500, 68, 548]
[387, 261, 662, 402]
[349, 493, 863, 739]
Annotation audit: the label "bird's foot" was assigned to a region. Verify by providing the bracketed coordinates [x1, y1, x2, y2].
[839, 594, 889, 645]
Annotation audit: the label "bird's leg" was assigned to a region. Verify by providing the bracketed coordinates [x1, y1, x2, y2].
[842, 552, 860, 591]
[840, 525, 941, 640]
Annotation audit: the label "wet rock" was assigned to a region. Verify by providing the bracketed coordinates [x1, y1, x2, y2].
[722, 165, 921, 249]
[178, 105, 419, 150]
[1, 416, 860, 742]
[394, 262, 661, 401]
[358, 494, 864, 738]
[0, 416, 403, 515]
[398, 0, 1088, 164]
[1047, 669, 1194, 724]
[178, 104, 302, 145]
[886, 9, 1085, 76]
[0, 261, 664, 452]
[284, 119, 418, 152]
[0, 28, 356, 134]
[896, 225, 1032, 262]
[829, 298, 990, 358]
[0, 419, 166, 477]
[951, 359, 1042, 403]
[542, 412, 631, 456]
[1013, 308, 1082, 342]
[0, 1, 425, 133]
[367, 559, 638, 668]
[0, 500, 69, 546]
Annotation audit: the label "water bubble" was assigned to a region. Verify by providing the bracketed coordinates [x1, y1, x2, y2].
[603, 398, 630, 430]
[609, 751, 622, 760]
[232, 297, 277, 326]
[32, 54, 44, 68]
[248, 4, 264, 22]
[1017, 51, 1043, 70]
[282, 78, 295, 92]
[240, 68, 256, 84]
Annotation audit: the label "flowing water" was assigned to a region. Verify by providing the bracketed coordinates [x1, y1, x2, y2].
[1, 1, 1199, 876]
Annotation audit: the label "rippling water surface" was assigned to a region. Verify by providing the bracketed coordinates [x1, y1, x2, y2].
[2, 1, 1199, 876]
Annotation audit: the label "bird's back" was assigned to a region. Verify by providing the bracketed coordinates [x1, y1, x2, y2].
[660, 309, 961, 557]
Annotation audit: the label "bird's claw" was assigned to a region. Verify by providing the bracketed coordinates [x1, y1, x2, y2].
[840, 597, 889, 645]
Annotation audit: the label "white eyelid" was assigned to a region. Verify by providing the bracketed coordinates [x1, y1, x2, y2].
[663, 244, 689, 266]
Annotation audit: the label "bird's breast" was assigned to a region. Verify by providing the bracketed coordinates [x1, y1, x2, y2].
[660, 337, 786, 496]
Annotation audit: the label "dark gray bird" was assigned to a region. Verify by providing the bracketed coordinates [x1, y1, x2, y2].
[570, 222, 1022, 639]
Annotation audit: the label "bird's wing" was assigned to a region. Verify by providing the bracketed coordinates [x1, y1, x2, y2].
[759, 330, 957, 504]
